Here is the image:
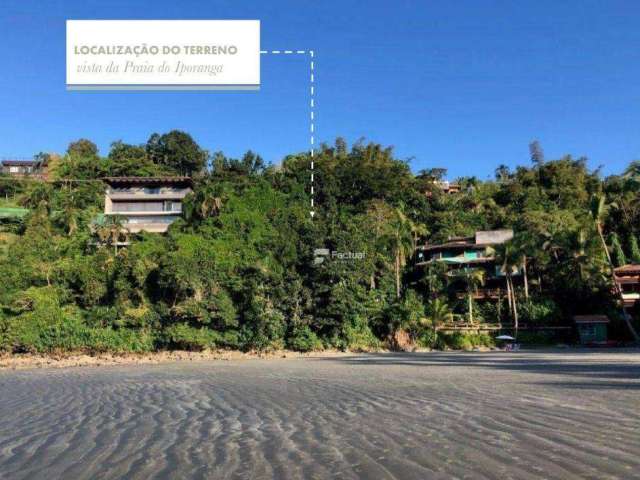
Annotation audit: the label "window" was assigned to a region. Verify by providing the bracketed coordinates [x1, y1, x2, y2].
[112, 201, 163, 212]
[163, 201, 181, 212]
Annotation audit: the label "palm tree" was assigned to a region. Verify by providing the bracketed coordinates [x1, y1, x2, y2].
[421, 261, 448, 298]
[387, 206, 414, 299]
[422, 297, 454, 331]
[55, 193, 82, 236]
[566, 229, 593, 284]
[510, 235, 533, 300]
[590, 194, 615, 268]
[623, 160, 640, 188]
[494, 242, 525, 338]
[96, 215, 127, 255]
[182, 183, 223, 223]
[421, 297, 454, 345]
[590, 194, 639, 342]
[453, 268, 485, 324]
[409, 220, 428, 256]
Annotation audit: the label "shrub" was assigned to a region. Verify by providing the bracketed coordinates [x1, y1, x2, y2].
[5, 286, 83, 353]
[518, 298, 560, 325]
[515, 331, 556, 345]
[436, 332, 495, 350]
[83, 328, 156, 353]
[287, 325, 322, 352]
[84, 306, 119, 328]
[415, 329, 438, 348]
[240, 293, 287, 351]
[162, 323, 220, 351]
[340, 317, 380, 351]
[116, 305, 159, 329]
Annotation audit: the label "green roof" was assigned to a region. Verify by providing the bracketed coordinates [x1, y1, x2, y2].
[0, 207, 29, 219]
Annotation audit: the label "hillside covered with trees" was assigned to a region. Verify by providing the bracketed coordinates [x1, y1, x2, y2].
[1, 132, 639, 353]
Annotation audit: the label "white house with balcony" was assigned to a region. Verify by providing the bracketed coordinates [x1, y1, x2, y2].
[103, 177, 193, 233]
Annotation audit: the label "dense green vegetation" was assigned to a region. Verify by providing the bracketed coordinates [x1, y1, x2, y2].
[1, 132, 639, 353]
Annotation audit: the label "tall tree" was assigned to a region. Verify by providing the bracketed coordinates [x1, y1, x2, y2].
[591, 194, 639, 341]
[529, 140, 545, 167]
[146, 130, 208, 176]
[67, 139, 99, 158]
[386, 207, 414, 299]
[495, 242, 525, 337]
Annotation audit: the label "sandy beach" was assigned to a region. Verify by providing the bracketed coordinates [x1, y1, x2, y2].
[0, 350, 639, 479]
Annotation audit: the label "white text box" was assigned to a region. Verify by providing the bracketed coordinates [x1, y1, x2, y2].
[66, 20, 260, 89]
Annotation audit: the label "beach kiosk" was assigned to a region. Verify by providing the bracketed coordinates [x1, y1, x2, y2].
[573, 315, 609, 345]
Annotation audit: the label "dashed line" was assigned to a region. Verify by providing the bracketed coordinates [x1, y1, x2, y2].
[309, 52, 315, 216]
[260, 50, 308, 55]
[262, 49, 316, 218]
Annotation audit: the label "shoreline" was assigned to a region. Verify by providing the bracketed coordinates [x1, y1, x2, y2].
[0, 345, 508, 370]
[0, 349, 365, 370]
[5, 345, 631, 371]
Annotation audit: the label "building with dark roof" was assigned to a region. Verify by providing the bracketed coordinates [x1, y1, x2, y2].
[415, 229, 517, 300]
[103, 177, 193, 233]
[1, 158, 49, 179]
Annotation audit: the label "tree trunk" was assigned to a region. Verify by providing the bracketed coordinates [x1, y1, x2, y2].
[597, 224, 614, 266]
[523, 258, 529, 300]
[395, 250, 401, 299]
[510, 276, 519, 339]
[506, 276, 514, 318]
[468, 292, 473, 324]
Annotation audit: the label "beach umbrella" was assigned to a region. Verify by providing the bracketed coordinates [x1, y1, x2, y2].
[495, 335, 515, 340]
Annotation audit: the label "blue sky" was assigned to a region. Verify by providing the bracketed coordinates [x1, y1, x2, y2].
[1, 0, 639, 179]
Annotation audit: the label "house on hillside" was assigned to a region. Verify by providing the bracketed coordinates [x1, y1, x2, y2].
[415, 229, 517, 300]
[423, 180, 461, 198]
[103, 177, 193, 233]
[2, 160, 35, 176]
[1, 158, 49, 179]
[614, 264, 640, 308]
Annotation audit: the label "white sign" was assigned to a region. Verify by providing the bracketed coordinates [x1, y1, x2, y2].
[66, 20, 260, 90]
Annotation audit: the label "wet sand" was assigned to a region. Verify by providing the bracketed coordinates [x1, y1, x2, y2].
[0, 350, 639, 479]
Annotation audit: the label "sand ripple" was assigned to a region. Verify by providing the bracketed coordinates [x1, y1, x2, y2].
[1, 350, 639, 479]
